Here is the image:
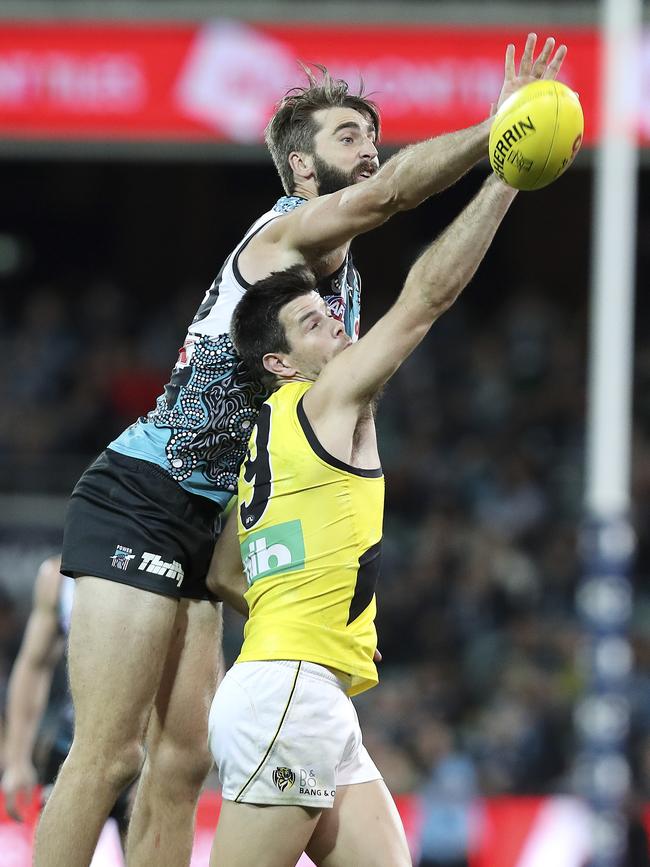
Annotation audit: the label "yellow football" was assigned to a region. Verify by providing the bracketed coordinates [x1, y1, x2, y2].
[489, 80, 584, 191]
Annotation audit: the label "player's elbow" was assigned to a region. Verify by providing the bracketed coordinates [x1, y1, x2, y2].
[212, 579, 249, 617]
[441, 274, 465, 306]
[207, 567, 247, 606]
[362, 174, 401, 218]
[428, 279, 465, 320]
[403, 274, 464, 328]
[206, 569, 227, 599]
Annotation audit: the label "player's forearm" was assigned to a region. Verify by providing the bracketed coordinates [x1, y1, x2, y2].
[287, 120, 492, 254]
[380, 118, 492, 212]
[5, 661, 52, 762]
[405, 173, 516, 318]
[319, 174, 516, 408]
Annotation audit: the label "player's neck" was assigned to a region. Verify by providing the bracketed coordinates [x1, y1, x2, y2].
[291, 178, 319, 200]
[277, 371, 315, 387]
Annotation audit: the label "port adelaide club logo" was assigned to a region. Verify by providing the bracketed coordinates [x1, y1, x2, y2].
[272, 767, 296, 791]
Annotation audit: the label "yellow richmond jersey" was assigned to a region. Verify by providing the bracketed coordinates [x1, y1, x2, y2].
[236, 380, 384, 696]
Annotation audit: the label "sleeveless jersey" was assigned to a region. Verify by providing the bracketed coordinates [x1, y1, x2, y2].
[236, 381, 384, 697]
[109, 196, 362, 507]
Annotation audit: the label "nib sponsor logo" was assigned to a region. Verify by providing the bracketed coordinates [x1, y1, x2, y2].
[241, 521, 305, 585]
[139, 552, 185, 587]
[174, 22, 297, 141]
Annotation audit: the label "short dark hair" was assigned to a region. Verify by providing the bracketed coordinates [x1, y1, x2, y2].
[265, 63, 381, 195]
[231, 265, 317, 389]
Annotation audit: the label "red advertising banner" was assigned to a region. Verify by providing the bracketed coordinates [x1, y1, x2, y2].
[0, 22, 603, 145]
[0, 788, 422, 866]
[2, 789, 650, 866]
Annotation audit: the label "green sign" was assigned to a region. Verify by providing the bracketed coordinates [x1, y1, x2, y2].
[241, 520, 305, 585]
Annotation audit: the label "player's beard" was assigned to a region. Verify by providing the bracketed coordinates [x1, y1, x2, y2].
[313, 155, 375, 195]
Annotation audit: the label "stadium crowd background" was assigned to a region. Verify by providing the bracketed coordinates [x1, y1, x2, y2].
[0, 2, 650, 862]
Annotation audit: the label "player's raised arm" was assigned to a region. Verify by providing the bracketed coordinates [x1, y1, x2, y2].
[251, 34, 566, 259]
[308, 174, 517, 416]
[277, 123, 490, 255]
[1, 558, 64, 821]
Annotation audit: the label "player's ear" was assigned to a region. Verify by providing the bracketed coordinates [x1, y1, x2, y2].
[288, 151, 315, 181]
[263, 353, 296, 379]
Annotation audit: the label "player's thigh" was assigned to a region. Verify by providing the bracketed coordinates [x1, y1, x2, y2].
[146, 598, 223, 769]
[210, 800, 320, 867]
[306, 780, 412, 867]
[67, 575, 178, 743]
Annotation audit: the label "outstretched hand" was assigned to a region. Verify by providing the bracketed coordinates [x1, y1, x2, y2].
[494, 33, 567, 114]
[1, 761, 38, 822]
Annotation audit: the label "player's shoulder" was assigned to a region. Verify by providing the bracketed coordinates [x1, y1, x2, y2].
[269, 380, 310, 409]
[253, 195, 323, 239]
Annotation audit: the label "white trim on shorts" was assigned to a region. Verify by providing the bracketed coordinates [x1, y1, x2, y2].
[208, 660, 382, 809]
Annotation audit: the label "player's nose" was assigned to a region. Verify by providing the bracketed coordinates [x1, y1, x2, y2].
[360, 138, 378, 160]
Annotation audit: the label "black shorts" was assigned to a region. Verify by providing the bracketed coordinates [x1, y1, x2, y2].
[61, 449, 222, 601]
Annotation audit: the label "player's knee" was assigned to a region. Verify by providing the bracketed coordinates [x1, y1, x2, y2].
[150, 738, 213, 794]
[103, 742, 146, 792]
[65, 737, 144, 792]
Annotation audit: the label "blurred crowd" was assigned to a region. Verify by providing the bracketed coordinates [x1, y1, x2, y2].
[0, 280, 200, 493]
[2, 275, 650, 865]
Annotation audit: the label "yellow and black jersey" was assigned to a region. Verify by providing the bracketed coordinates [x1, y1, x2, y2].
[236, 380, 384, 696]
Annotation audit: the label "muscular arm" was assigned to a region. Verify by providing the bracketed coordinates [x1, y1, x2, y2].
[1, 557, 64, 821]
[305, 175, 517, 437]
[245, 121, 491, 270]
[243, 35, 565, 266]
[281, 120, 492, 254]
[206, 510, 249, 618]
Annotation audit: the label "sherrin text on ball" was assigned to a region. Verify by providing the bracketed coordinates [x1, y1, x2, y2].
[489, 79, 584, 191]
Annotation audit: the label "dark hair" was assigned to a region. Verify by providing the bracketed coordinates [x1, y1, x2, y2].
[265, 63, 381, 195]
[231, 265, 316, 389]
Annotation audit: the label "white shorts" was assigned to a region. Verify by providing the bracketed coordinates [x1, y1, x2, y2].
[208, 660, 381, 809]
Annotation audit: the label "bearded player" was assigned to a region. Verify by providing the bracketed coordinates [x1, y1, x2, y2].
[36, 35, 565, 867]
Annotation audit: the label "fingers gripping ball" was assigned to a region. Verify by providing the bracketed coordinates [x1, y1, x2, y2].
[489, 80, 584, 190]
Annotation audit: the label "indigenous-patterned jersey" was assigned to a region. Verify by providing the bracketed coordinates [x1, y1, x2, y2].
[109, 196, 362, 507]
[237, 381, 384, 697]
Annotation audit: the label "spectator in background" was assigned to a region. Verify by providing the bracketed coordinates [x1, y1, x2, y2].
[1, 557, 69, 823]
[0, 580, 19, 717]
[0, 556, 132, 845]
[414, 718, 477, 867]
